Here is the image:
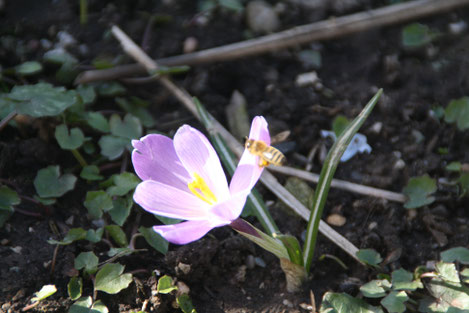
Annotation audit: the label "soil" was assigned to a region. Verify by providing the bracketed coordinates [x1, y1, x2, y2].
[1, 0, 469, 312]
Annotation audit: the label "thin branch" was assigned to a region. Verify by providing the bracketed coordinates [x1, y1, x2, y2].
[111, 25, 361, 261]
[270, 165, 407, 203]
[76, 0, 469, 84]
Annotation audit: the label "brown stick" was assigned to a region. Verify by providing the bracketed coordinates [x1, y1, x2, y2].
[111, 25, 361, 261]
[76, 0, 469, 84]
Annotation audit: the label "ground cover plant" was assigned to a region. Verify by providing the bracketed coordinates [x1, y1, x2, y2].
[1, 0, 469, 312]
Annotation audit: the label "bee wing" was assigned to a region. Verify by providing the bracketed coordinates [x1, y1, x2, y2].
[271, 130, 290, 144]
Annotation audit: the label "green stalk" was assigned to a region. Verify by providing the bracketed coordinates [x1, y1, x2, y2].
[71, 149, 88, 167]
[80, 0, 88, 25]
[303, 89, 382, 273]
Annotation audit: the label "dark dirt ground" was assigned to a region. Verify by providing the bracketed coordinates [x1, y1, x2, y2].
[1, 0, 469, 312]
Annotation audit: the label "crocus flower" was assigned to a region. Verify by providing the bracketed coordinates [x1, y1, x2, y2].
[132, 116, 270, 244]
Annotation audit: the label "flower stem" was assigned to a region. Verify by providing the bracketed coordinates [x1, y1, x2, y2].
[71, 149, 88, 167]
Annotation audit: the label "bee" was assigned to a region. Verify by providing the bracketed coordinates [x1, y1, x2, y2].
[245, 138, 286, 167]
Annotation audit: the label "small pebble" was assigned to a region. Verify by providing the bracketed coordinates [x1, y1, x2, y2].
[1, 239, 9, 245]
[394, 159, 406, 170]
[28, 227, 34, 233]
[176, 262, 191, 275]
[295, 71, 320, 87]
[449, 21, 467, 35]
[65, 216, 74, 225]
[326, 213, 346, 227]
[370, 121, 383, 134]
[282, 299, 293, 307]
[10, 246, 22, 254]
[246, 255, 255, 269]
[368, 221, 378, 231]
[246, 1, 280, 34]
[57, 30, 77, 48]
[183, 37, 198, 54]
[254, 257, 266, 268]
[176, 281, 190, 295]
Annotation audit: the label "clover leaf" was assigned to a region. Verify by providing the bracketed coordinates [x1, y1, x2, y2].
[74, 251, 99, 274]
[48, 228, 87, 245]
[381, 291, 409, 313]
[109, 113, 142, 140]
[109, 197, 132, 226]
[139, 226, 169, 255]
[445, 97, 469, 131]
[441, 247, 469, 265]
[80, 165, 104, 181]
[106, 172, 139, 197]
[31, 284, 57, 303]
[87, 112, 110, 133]
[98, 135, 130, 160]
[403, 174, 437, 209]
[34, 165, 77, 198]
[15, 61, 42, 76]
[55, 124, 85, 150]
[319, 292, 384, 313]
[67, 277, 83, 301]
[391, 268, 423, 291]
[157, 275, 178, 294]
[0, 186, 20, 227]
[105, 225, 128, 247]
[356, 249, 382, 268]
[69, 297, 108, 313]
[95, 263, 132, 294]
[9, 83, 78, 117]
[84, 191, 113, 220]
[402, 23, 438, 49]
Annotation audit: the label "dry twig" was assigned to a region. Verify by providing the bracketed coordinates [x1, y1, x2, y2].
[111, 25, 361, 261]
[77, 0, 469, 84]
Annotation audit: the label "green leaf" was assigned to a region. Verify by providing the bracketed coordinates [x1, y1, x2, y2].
[98, 135, 129, 160]
[34, 165, 76, 198]
[332, 115, 350, 137]
[177, 294, 197, 313]
[446, 162, 462, 172]
[319, 292, 384, 313]
[304, 89, 382, 272]
[43, 48, 78, 65]
[84, 191, 113, 220]
[96, 82, 126, 97]
[80, 165, 104, 181]
[459, 173, 469, 197]
[0, 185, 20, 227]
[106, 172, 139, 196]
[441, 247, 469, 265]
[10, 83, 78, 117]
[392, 268, 423, 291]
[95, 263, 132, 294]
[15, 61, 42, 76]
[402, 23, 436, 48]
[55, 124, 85, 150]
[436, 262, 460, 283]
[105, 225, 128, 247]
[381, 291, 409, 313]
[422, 277, 469, 312]
[276, 234, 304, 266]
[85, 228, 104, 243]
[107, 247, 134, 258]
[48, 228, 87, 245]
[109, 197, 133, 226]
[68, 276, 83, 301]
[445, 97, 469, 131]
[87, 112, 110, 133]
[218, 0, 243, 11]
[109, 113, 142, 140]
[138, 226, 169, 255]
[461, 268, 469, 284]
[115, 97, 156, 128]
[356, 249, 383, 268]
[157, 275, 178, 294]
[31, 284, 57, 303]
[74, 251, 99, 273]
[76, 84, 96, 105]
[69, 297, 109, 313]
[360, 279, 391, 298]
[403, 174, 437, 209]
[298, 50, 322, 68]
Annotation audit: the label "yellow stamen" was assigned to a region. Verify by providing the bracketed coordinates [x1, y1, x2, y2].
[188, 172, 217, 205]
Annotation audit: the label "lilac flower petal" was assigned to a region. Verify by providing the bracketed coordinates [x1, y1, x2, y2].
[133, 180, 211, 220]
[132, 134, 192, 191]
[173, 125, 230, 202]
[210, 191, 249, 221]
[248, 116, 270, 145]
[230, 116, 269, 194]
[153, 219, 228, 244]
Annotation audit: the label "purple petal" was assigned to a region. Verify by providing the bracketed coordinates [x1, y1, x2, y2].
[248, 116, 270, 145]
[229, 116, 269, 194]
[210, 191, 249, 221]
[153, 219, 228, 244]
[134, 180, 210, 220]
[132, 134, 192, 191]
[173, 125, 230, 201]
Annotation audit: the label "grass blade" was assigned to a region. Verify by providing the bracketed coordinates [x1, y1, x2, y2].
[303, 89, 383, 272]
